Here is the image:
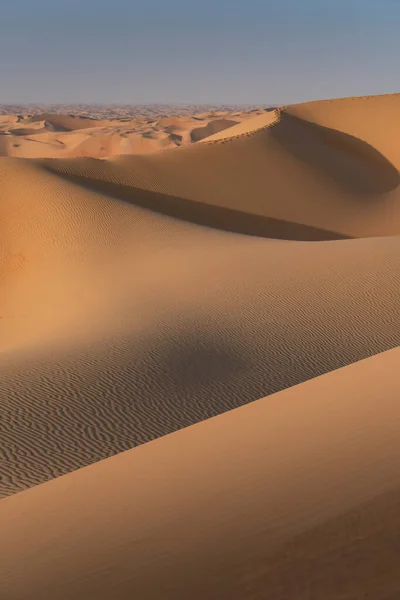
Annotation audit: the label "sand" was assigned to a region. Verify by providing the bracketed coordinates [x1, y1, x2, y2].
[1, 349, 400, 599]
[1, 92, 400, 598]
[0, 108, 267, 159]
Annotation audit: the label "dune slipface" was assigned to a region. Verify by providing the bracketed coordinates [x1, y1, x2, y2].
[1, 93, 400, 597]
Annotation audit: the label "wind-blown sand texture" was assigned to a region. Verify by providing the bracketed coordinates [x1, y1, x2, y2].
[1, 93, 400, 598]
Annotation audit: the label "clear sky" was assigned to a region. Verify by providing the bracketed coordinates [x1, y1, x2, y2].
[1, 0, 399, 105]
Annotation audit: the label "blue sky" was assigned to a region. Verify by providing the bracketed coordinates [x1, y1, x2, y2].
[1, 0, 399, 104]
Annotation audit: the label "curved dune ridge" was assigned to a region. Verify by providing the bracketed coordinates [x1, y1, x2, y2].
[1, 92, 400, 595]
[1, 349, 400, 599]
[1, 93, 400, 500]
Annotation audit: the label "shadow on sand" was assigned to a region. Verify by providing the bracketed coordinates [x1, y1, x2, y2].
[272, 112, 399, 195]
[42, 167, 352, 242]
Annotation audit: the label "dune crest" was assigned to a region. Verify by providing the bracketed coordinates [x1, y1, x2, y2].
[0, 107, 269, 159]
[1, 92, 400, 597]
[1, 349, 400, 599]
[1, 95, 400, 498]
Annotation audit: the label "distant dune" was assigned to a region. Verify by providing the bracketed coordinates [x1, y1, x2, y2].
[190, 118, 239, 142]
[0, 107, 268, 158]
[1, 93, 400, 598]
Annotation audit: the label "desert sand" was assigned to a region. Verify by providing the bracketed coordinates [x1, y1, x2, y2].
[0, 106, 270, 158]
[1, 349, 400, 599]
[1, 93, 400, 598]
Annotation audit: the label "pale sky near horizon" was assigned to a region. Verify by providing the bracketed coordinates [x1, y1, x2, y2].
[1, 0, 399, 105]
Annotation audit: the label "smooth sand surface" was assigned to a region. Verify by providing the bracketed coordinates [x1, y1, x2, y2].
[1, 349, 400, 599]
[1, 92, 400, 597]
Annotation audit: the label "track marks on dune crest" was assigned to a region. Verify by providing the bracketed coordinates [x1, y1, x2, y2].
[39, 169, 350, 241]
[207, 108, 399, 194]
[204, 108, 282, 144]
[2, 95, 400, 498]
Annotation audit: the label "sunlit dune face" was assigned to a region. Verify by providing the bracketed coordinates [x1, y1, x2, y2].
[1, 94, 400, 600]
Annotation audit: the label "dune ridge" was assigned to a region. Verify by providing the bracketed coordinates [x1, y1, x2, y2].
[0, 107, 269, 159]
[2, 94, 400, 495]
[1, 92, 400, 597]
[37, 95, 400, 239]
[1, 348, 400, 599]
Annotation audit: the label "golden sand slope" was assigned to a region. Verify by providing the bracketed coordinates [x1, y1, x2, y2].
[40, 96, 400, 239]
[1, 349, 400, 599]
[1, 94, 400, 498]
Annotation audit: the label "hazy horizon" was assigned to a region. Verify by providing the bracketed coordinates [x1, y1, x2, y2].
[1, 0, 399, 105]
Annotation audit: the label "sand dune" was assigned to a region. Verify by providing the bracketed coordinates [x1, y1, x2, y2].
[1, 94, 400, 498]
[40, 95, 400, 239]
[1, 349, 400, 599]
[0, 107, 266, 159]
[1, 92, 400, 596]
[29, 113, 113, 130]
[190, 117, 239, 142]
